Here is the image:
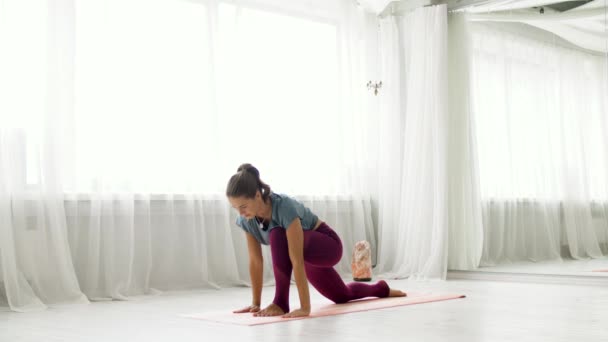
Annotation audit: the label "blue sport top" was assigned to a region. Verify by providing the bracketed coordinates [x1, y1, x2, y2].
[235, 193, 319, 245]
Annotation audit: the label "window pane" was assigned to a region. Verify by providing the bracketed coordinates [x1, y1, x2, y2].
[472, 26, 608, 200]
[216, 4, 340, 194]
[73, 1, 343, 194]
[0, 0, 47, 186]
[74, 0, 212, 192]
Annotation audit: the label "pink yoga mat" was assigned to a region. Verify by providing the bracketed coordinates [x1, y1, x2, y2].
[182, 292, 465, 326]
[592, 269, 608, 272]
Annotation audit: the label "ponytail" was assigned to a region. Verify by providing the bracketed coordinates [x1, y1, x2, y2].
[226, 163, 272, 202]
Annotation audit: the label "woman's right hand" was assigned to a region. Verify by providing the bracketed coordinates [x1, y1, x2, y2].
[233, 304, 261, 314]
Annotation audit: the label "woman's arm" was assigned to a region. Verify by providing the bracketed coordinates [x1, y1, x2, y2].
[234, 232, 263, 313]
[283, 218, 311, 317]
[247, 232, 264, 307]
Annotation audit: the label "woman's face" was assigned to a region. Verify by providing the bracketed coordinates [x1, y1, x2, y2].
[228, 191, 262, 219]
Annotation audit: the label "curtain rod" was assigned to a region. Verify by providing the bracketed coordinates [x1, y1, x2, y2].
[378, 0, 494, 18]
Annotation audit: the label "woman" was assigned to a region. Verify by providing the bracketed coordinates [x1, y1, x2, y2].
[226, 163, 406, 318]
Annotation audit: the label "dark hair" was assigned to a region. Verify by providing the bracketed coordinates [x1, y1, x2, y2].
[226, 163, 272, 202]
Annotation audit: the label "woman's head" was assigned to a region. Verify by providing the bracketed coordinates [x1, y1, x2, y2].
[226, 163, 271, 218]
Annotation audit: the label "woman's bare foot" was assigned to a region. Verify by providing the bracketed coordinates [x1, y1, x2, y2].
[253, 303, 285, 317]
[389, 288, 407, 297]
[379, 280, 407, 297]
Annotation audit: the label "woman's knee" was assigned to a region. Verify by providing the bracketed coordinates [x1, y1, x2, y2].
[329, 293, 349, 304]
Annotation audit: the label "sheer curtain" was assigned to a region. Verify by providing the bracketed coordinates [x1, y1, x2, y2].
[467, 0, 608, 54]
[376, 4, 450, 279]
[0, 0, 378, 311]
[446, 13, 484, 271]
[470, 22, 608, 265]
[0, 0, 88, 312]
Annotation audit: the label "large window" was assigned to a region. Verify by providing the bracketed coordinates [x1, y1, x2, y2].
[471, 23, 608, 200]
[0, 0, 47, 186]
[70, 0, 341, 194]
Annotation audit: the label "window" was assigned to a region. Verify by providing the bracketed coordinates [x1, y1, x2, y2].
[471, 24, 608, 200]
[72, 0, 342, 194]
[0, 0, 47, 186]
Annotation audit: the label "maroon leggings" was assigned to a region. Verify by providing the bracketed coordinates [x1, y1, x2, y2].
[269, 222, 390, 313]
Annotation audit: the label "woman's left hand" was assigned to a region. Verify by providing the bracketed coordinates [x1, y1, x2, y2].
[282, 307, 311, 318]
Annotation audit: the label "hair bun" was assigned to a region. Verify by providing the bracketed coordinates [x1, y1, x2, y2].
[237, 163, 260, 178]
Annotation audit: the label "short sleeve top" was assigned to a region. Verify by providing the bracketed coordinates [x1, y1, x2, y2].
[235, 193, 319, 245]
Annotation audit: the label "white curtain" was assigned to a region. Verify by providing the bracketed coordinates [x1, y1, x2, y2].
[468, 0, 608, 54]
[0, 0, 88, 312]
[375, 15, 403, 275]
[0, 0, 378, 311]
[376, 5, 450, 279]
[463, 0, 581, 12]
[357, 0, 393, 15]
[446, 13, 484, 271]
[470, 22, 608, 265]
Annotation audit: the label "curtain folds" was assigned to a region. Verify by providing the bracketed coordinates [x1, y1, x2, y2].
[0, 0, 378, 312]
[376, 5, 450, 279]
[3, 0, 606, 312]
[446, 14, 484, 271]
[470, 22, 608, 265]
[468, 0, 608, 53]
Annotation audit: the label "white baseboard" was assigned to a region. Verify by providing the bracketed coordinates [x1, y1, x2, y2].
[447, 270, 608, 287]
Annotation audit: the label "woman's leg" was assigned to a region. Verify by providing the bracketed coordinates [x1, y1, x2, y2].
[269, 224, 390, 312]
[302, 224, 389, 303]
[268, 228, 292, 313]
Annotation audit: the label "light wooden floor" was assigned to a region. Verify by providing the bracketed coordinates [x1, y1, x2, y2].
[1, 278, 607, 342]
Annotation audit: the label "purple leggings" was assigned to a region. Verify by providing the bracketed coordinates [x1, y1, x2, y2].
[269, 222, 390, 313]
